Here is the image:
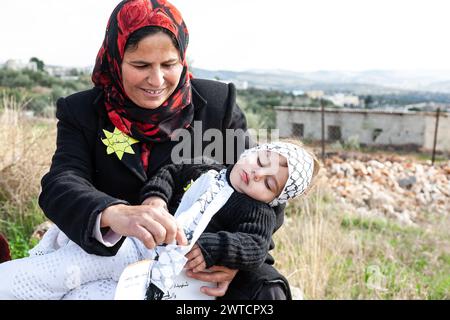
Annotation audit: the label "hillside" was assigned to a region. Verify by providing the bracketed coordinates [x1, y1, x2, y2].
[192, 67, 450, 104]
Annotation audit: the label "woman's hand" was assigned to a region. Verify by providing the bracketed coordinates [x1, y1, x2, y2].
[186, 265, 238, 297]
[185, 244, 206, 273]
[101, 198, 187, 249]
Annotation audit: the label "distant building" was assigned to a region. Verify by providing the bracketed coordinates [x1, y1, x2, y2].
[3, 59, 38, 71]
[305, 90, 324, 99]
[323, 93, 360, 107]
[275, 107, 450, 151]
[218, 79, 248, 90]
[44, 65, 91, 80]
[235, 80, 249, 90]
[44, 65, 69, 78]
[292, 90, 305, 96]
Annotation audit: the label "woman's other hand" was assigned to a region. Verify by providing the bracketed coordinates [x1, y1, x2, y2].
[186, 265, 238, 297]
[101, 197, 187, 248]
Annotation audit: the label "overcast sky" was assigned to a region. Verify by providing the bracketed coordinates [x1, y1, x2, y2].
[1, 0, 450, 72]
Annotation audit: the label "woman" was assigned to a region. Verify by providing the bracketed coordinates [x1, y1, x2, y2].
[37, 0, 290, 300]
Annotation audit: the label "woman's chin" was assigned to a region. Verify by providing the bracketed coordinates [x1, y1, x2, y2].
[138, 99, 164, 110]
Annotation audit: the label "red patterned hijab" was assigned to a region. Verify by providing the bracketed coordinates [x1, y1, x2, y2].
[92, 0, 192, 170]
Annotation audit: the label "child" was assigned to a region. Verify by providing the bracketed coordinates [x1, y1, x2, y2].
[0, 140, 319, 300]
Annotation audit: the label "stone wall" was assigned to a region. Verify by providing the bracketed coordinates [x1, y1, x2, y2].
[276, 107, 450, 151]
[423, 112, 450, 151]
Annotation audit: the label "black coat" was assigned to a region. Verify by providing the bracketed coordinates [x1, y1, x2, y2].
[39, 78, 254, 255]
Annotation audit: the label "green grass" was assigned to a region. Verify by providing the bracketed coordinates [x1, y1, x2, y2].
[414, 153, 448, 163]
[341, 216, 424, 236]
[333, 214, 449, 299]
[0, 220, 40, 259]
[0, 198, 46, 259]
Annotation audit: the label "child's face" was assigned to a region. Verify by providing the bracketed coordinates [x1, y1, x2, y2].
[230, 150, 289, 203]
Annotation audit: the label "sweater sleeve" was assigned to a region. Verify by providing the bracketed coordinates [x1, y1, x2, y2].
[140, 163, 224, 205]
[196, 200, 276, 271]
[139, 163, 186, 204]
[38, 97, 128, 256]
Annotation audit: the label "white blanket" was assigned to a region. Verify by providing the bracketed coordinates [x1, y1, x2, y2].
[0, 169, 233, 300]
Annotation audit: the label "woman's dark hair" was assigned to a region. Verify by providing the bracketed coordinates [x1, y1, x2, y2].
[124, 26, 180, 53]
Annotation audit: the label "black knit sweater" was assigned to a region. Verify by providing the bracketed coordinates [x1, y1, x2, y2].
[140, 163, 276, 271]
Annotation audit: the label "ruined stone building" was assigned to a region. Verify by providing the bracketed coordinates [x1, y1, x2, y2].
[275, 107, 450, 151]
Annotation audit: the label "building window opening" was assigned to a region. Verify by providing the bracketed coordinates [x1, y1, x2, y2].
[292, 123, 304, 138]
[328, 125, 342, 141]
[372, 128, 383, 142]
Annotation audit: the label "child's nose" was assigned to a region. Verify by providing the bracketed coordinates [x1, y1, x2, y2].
[252, 168, 264, 181]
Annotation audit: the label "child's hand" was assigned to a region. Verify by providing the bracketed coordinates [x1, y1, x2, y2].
[141, 196, 168, 209]
[185, 244, 206, 273]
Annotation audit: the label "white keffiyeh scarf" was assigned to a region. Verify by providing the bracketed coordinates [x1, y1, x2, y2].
[240, 142, 315, 207]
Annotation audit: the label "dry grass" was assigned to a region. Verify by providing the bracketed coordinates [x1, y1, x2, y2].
[0, 93, 56, 216]
[272, 175, 343, 299]
[0, 94, 55, 258]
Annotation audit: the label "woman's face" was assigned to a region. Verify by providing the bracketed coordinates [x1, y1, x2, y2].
[121, 32, 183, 110]
[230, 150, 289, 204]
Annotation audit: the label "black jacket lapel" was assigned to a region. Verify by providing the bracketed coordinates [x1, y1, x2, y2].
[120, 142, 147, 182]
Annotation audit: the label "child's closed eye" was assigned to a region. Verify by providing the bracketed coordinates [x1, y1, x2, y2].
[264, 179, 271, 191]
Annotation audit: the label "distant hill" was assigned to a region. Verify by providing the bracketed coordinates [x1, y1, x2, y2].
[191, 68, 450, 95]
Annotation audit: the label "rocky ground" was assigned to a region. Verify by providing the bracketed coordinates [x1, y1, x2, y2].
[323, 152, 450, 226]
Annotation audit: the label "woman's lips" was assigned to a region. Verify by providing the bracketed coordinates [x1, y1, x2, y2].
[141, 88, 165, 98]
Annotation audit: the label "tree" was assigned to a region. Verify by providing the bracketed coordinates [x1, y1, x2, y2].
[29, 57, 45, 71]
[69, 68, 80, 76]
[364, 95, 374, 108]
